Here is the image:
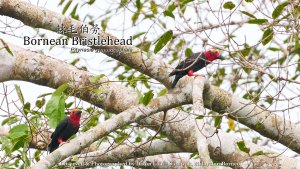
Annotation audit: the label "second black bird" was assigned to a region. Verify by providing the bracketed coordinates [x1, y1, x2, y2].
[48, 109, 82, 153]
[169, 49, 224, 88]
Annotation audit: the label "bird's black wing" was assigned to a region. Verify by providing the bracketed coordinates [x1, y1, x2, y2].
[50, 117, 68, 139]
[169, 52, 202, 76]
[74, 126, 79, 134]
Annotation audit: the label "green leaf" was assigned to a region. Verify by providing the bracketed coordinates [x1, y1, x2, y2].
[133, 32, 146, 40]
[163, 3, 176, 19]
[248, 19, 268, 24]
[268, 47, 280, 51]
[8, 124, 29, 140]
[58, 0, 65, 6]
[226, 118, 235, 131]
[185, 48, 193, 57]
[272, 1, 289, 19]
[239, 43, 251, 56]
[214, 116, 222, 128]
[265, 96, 273, 104]
[240, 48, 251, 56]
[35, 98, 45, 109]
[178, 0, 194, 13]
[237, 141, 250, 153]
[135, 137, 142, 142]
[0, 137, 13, 155]
[82, 115, 99, 132]
[131, 12, 140, 26]
[2, 116, 18, 125]
[137, 89, 143, 103]
[223, 1, 235, 10]
[19, 150, 31, 166]
[163, 10, 175, 19]
[46, 95, 66, 128]
[251, 150, 271, 156]
[175, 39, 186, 50]
[142, 79, 150, 89]
[91, 89, 102, 95]
[115, 131, 128, 144]
[255, 122, 264, 130]
[150, 1, 158, 14]
[136, 0, 142, 10]
[54, 83, 69, 95]
[70, 155, 79, 163]
[190, 152, 199, 158]
[37, 92, 52, 98]
[158, 89, 167, 96]
[241, 11, 256, 18]
[231, 83, 237, 92]
[45, 84, 69, 128]
[219, 68, 226, 77]
[88, 0, 96, 5]
[89, 74, 105, 83]
[65, 102, 74, 109]
[136, 41, 151, 52]
[119, 0, 128, 8]
[295, 34, 299, 50]
[196, 115, 204, 119]
[62, 0, 72, 14]
[70, 58, 80, 65]
[127, 74, 137, 88]
[115, 135, 127, 144]
[101, 17, 110, 32]
[14, 85, 24, 105]
[12, 139, 25, 151]
[262, 29, 273, 46]
[34, 150, 41, 162]
[70, 4, 78, 19]
[142, 90, 154, 105]
[245, 0, 253, 2]
[23, 102, 31, 115]
[0, 39, 14, 56]
[154, 30, 173, 54]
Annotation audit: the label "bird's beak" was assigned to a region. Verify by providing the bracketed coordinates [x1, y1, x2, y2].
[218, 55, 225, 60]
[76, 110, 82, 115]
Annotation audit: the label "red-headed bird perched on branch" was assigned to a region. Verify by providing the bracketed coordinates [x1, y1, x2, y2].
[48, 109, 82, 153]
[169, 49, 224, 88]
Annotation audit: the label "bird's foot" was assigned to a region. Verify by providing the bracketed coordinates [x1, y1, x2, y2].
[58, 138, 69, 147]
[59, 141, 69, 147]
[192, 74, 205, 77]
[187, 70, 205, 77]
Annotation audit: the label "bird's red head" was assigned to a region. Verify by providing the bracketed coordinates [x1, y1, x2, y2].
[204, 49, 224, 62]
[69, 109, 82, 126]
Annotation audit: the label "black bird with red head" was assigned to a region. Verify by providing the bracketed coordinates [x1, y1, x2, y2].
[48, 109, 82, 153]
[169, 49, 224, 88]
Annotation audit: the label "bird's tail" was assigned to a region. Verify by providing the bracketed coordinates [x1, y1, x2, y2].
[171, 77, 180, 88]
[48, 141, 58, 153]
[169, 70, 177, 77]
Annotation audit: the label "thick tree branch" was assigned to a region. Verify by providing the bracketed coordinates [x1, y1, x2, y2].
[0, 41, 138, 113]
[126, 154, 207, 169]
[0, 0, 171, 86]
[192, 77, 213, 168]
[140, 110, 298, 169]
[61, 140, 183, 167]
